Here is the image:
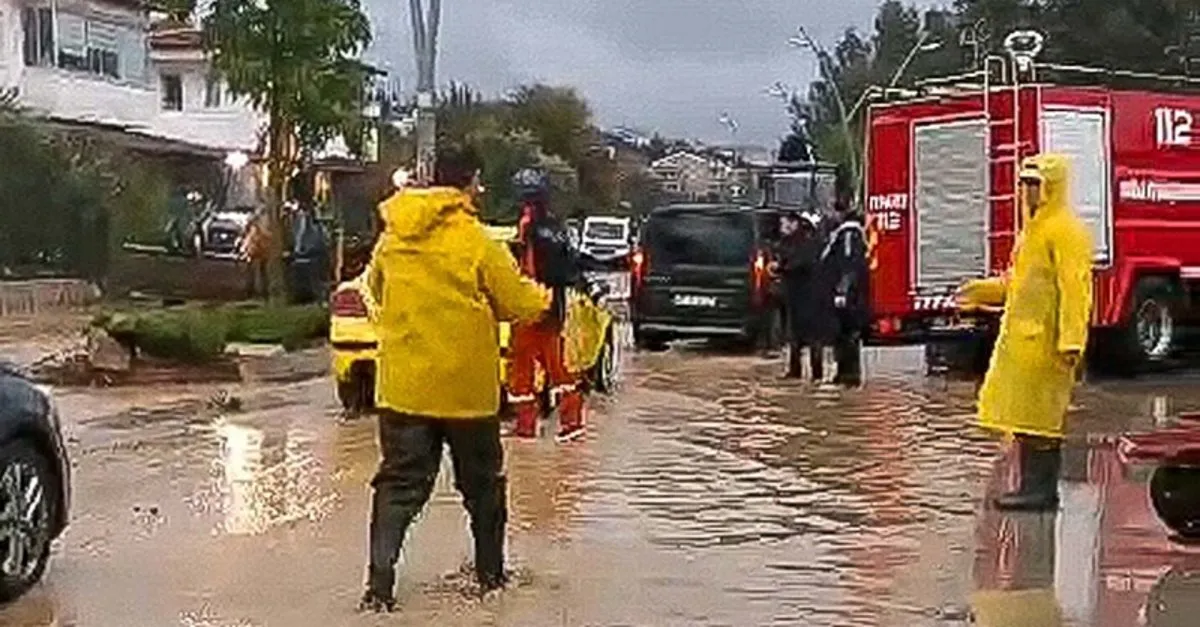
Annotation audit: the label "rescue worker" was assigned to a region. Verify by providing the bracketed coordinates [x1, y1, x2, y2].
[240, 210, 270, 298]
[821, 199, 870, 386]
[777, 211, 833, 380]
[358, 150, 551, 613]
[508, 168, 587, 442]
[958, 153, 1092, 512]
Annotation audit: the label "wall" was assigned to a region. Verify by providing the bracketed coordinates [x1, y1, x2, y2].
[152, 54, 262, 152]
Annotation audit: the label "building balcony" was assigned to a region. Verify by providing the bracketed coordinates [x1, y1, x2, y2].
[154, 108, 262, 153]
[17, 64, 156, 130]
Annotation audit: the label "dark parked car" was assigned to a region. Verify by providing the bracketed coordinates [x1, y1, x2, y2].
[0, 364, 70, 602]
[630, 204, 785, 351]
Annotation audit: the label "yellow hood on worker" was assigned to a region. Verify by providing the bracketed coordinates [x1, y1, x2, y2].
[977, 153, 1093, 439]
[365, 187, 550, 419]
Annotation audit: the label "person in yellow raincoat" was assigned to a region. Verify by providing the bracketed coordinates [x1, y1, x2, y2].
[958, 153, 1093, 512]
[357, 149, 551, 613]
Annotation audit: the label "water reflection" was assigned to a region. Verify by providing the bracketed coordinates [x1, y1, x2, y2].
[213, 421, 335, 535]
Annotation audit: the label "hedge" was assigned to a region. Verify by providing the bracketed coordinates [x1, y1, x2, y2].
[95, 302, 329, 362]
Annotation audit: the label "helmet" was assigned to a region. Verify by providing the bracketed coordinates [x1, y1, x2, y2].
[511, 168, 549, 197]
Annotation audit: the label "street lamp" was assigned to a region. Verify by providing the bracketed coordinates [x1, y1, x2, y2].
[889, 32, 944, 87]
[788, 27, 859, 203]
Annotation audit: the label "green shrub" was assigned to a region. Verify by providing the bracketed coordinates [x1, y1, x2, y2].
[94, 302, 329, 362]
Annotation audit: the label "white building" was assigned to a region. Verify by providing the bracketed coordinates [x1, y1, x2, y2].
[0, 2, 261, 155]
[148, 23, 262, 154]
[650, 151, 740, 200]
[0, 0, 157, 130]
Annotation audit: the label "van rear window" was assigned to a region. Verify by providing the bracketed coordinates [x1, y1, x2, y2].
[645, 211, 754, 267]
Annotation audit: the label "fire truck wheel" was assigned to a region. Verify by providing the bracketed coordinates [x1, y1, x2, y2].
[1149, 463, 1200, 540]
[1114, 277, 1180, 372]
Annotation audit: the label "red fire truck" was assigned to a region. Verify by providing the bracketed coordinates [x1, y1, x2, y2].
[863, 48, 1200, 373]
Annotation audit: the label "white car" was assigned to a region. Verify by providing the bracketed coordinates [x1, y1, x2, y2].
[579, 216, 632, 266]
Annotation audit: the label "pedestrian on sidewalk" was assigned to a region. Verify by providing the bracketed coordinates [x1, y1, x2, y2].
[821, 199, 870, 386]
[507, 168, 587, 442]
[960, 153, 1092, 512]
[777, 211, 833, 380]
[357, 149, 551, 613]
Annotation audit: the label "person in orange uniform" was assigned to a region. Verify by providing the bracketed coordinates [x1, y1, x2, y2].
[508, 168, 586, 442]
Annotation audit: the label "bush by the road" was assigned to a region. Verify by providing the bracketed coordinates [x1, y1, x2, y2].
[94, 302, 329, 362]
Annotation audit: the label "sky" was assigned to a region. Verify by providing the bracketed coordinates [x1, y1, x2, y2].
[362, 0, 940, 148]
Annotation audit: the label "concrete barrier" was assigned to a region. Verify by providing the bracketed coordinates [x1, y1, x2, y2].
[0, 279, 100, 317]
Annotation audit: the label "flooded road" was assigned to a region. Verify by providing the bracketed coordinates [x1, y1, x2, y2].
[3, 340, 1200, 626]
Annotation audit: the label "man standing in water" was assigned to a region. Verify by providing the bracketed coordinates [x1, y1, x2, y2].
[358, 150, 550, 612]
[822, 199, 870, 386]
[959, 153, 1092, 511]
[777, 211, 833, 380]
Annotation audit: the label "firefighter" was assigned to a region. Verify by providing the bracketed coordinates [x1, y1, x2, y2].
[358, 150, 551, 613]
[821, 199, 870, 386]
[508, 168, 587, 442]
[959, 153, 1092, 512]
[777, 211, 833, 380]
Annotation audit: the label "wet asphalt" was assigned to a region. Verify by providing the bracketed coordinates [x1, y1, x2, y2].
[2, 330, 1200, 626]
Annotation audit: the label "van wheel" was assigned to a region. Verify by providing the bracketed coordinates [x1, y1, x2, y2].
[1105, 277, 1179, 374]
[1150, 463, 1200, 540]
[634, 329, 668, 352]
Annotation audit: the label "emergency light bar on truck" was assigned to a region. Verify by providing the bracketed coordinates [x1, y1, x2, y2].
[862, 30, 1200, 373]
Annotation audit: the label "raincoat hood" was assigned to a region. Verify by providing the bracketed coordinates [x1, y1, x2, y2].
[377, 187, 478, 242]
[1021, 153, 1070, 221]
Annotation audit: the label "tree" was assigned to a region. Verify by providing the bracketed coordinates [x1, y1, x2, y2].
[504, 84, 593, 166]
[204, 0, 371, 300]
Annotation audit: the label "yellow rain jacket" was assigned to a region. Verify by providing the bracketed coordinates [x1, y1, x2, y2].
[970, 589, 1063, 627]
[973, 154, 1093, 439]
[366, 187, 550, 419]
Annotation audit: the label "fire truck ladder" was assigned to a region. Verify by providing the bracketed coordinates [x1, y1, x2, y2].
[984, 53, 1032, 246]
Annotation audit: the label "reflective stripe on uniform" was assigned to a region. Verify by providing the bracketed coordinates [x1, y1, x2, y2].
[507, 393, 538, 404]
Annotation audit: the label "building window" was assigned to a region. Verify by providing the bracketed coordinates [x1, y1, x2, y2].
[22, 8, 55, 67]
[161, 74, 182, 111]
[204, 75, 222, 108]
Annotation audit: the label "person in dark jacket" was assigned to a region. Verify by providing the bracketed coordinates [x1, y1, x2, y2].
[821, 202, 870, 386]
[778, 211, 834, 380]
[289, 203, 328, 304]
[508, 168, 587, 442]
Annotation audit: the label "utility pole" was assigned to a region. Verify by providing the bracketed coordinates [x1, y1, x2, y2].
[409, 0, 441, 184]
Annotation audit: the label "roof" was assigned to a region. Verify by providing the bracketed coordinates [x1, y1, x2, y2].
[648, 203, 756, 216]
[650, 151, 712, 169]
[150, 26, 203, 50]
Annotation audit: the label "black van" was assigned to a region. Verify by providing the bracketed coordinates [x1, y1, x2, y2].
[630, 204, 785, 350]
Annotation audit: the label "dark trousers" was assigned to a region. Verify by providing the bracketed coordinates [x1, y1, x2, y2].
[788, 341, 824, 380]
[833, 330, 863, 384]
[246, 260, 268, 298]
[367, 412, 507, 593]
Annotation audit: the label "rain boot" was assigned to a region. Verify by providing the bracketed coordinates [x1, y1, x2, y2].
[359, 567, 397, 612]
[784, 342, 803, 378]
[512, 402, 539, 439]
[473, 475, 509, 594]
[994, 438, 1061, 512]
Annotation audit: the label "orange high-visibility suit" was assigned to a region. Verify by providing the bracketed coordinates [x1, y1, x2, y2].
[509, 199, 584, 439]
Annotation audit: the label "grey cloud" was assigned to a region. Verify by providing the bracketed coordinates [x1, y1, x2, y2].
[364, 0, 941, 145]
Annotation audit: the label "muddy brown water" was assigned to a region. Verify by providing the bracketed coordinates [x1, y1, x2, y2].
[2, 336, 1200, 626]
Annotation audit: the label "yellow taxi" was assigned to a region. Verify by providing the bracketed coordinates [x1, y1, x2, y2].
[330, 225, 619, 414]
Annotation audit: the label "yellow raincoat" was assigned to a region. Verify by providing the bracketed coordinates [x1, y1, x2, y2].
[971, 154, 1093, 439]
[365, 187, 550, 419]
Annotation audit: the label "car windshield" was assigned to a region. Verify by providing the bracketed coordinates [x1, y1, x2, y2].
[645, 210, 754, 267]
[769, 173, 837, 214]
[585, 222, 625, 240]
